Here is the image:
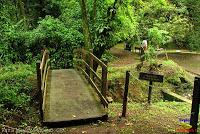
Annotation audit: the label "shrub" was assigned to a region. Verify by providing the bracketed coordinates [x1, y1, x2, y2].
[0, 64, 34, 109]
[187, 30, 200, 51]
[27, 16, 83, 68]
[0, 16, 84, 68]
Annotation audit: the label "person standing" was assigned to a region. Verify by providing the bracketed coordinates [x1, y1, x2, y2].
[142, 40, 148, 51]
[140, 40, 147, 63]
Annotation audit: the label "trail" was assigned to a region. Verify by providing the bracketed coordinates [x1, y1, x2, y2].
[109, 47, 140, 67]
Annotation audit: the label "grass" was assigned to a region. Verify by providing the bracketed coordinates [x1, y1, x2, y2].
[105, 102, 192, 134]
[106, 55, 194, 102]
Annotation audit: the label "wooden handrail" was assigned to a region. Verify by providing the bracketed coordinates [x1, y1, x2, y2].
[36, 49, 50, 121]
[74, 48, 108, 108]
[81, 60, 102, 83]
[41, 59, 50, 91]
[40, 50, 48, 70]
[42, 66, 50, 111]
[76, 66, 108, 107]
[89, 52, 107, 69]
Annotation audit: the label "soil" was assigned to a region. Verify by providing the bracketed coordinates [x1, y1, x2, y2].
[109, 47, 140, 67]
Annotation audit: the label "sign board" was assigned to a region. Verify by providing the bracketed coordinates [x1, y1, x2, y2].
[139, 72, 164, 82]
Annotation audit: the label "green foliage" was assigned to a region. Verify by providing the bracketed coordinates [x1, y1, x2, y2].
[162, 60, 191, 86]
[0, 21, 30, 66]
[132, 0, 191, 48]
[90, 0, 138, 51]
[0, 1, 83, 68]
[188, 30, 200, 51]
[27, 16, 83, 68]
[144, 46, 157, 63]
[0, 0, 199, 67]
[101, 51, 116, 63]
[0, 64, 34, 109]
[148, 27, 171, 47]
[111, 2, 138, 43]
[0, 15, 83, 68]
[186, 0, 200, 51]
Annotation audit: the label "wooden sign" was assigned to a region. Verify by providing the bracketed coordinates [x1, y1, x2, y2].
[139, 72, 164, 104]
[139, 72, 164, 82]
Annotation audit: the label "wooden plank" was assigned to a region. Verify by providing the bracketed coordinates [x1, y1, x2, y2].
[44, 69, 107, 122]
[162, 89, 192, 104]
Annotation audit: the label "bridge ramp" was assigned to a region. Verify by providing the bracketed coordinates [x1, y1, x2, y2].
[43, 69, 107, 123]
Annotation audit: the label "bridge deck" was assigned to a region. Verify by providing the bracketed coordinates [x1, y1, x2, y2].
[43, 69, 107, 123]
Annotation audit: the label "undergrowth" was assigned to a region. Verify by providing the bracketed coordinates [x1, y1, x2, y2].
[0, 63, 38, 127]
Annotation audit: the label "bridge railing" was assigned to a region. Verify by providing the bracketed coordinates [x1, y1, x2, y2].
[36, 49, 50, 121]
[74, 49, 108, 108]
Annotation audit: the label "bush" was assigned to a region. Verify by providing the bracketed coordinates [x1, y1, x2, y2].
[0, 16, 84, 68]
[0, 64, 34, 109]
[27, 16, 83, 68]
[101, 51, 116, 63]
[187, 30, 200, 51]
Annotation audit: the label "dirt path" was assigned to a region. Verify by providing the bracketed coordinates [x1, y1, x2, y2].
[109, 47, 140, 67]
[110, 46, 200, 75]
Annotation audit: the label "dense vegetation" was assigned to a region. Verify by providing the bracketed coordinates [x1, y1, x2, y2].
[0, 0, 199, 132]
[0, 0, 199, 67]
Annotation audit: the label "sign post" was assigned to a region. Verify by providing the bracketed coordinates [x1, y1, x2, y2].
[189, 77, 200, 134]
[122, 71, 130, 117]
[148, 81, 153, 104]
[139, 72, 164, 104]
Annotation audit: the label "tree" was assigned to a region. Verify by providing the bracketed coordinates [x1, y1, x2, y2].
[79, 0, 138, 70]
[79, 0, 91, 49]
[132, 0, 191, 48]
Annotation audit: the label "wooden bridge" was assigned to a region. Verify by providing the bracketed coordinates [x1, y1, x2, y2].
[36, 49, 108, 125]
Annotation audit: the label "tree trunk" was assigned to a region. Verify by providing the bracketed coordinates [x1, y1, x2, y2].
[79, 0, 91, 50]
[17, 0, 27, 28]
[38, 0, 46, 18]
[92, 0, 97, 24]
[93, 46, 106, 72]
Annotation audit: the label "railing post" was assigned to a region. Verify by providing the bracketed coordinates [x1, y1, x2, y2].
[36, 61, 43, 122]
[90, 52, 94, 80]
[82, 48, 86, 70]
[46, 50, 49, 61]
[102, 65, 107, 98]
[189, 77, 200, 134]
[122, 71, 130, 117]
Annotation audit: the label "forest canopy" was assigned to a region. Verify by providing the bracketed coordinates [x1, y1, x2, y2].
[0, 0, 199, 67]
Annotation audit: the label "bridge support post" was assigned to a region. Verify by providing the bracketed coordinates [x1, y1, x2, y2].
[189, 77, 200, 134]
[89, 51, 94, 80]
[102, 66, 107, 98]
[36, 61, 43, 122]
[122, 71, 130, 117]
